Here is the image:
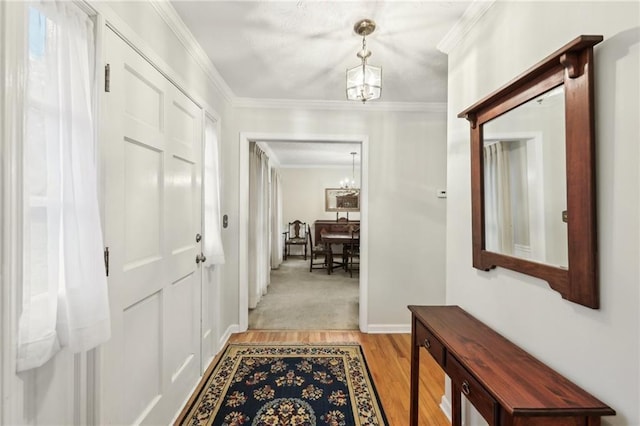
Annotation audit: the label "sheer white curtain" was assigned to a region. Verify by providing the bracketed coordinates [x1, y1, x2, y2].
[484, 142, 513, 254]
[203, 116, 225, 265]
[270, 168, 283, 269]
[18, 2, 110, 372]
[248, 143, 270, 308]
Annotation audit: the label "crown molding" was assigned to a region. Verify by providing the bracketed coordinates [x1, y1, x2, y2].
[233, 97, 447, 113]
[149, 0, 235, 104]
[277, 164, 358, 169]
[437, 0, 496, 55]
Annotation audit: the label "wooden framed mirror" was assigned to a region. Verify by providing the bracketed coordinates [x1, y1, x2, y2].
[458, 35, 603, 308]
[325, 188, 360, 212]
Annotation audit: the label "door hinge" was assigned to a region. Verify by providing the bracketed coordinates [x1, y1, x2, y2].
[105, 64, 111, 92]
[104, 246, 110, 277]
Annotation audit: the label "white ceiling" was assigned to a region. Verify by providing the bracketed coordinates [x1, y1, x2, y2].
[261, 141, 362, 168]
[171, 0, 472, 103]
[170, 0, 473, 165]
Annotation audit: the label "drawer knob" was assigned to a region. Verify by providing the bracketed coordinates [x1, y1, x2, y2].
[424, 338, 431, 349]
[461, 380, 471, 396]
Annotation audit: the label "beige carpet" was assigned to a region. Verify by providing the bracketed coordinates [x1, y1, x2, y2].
[248, 258, 359, 330]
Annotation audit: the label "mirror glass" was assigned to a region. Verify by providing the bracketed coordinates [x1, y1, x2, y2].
[325, 188, 360, 212]
[482, 86, 568, 267]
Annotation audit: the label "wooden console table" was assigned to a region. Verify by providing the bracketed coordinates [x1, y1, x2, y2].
[408, 305, 615, 426]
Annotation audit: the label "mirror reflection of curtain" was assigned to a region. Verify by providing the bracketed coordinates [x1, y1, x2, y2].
[270, 168, 283, 269]
[509, 141, 531, 258]
[249, 143, 270, 308]
[484, 142, 513, 254]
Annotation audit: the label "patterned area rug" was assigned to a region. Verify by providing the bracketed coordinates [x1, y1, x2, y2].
[181, 343, 388, 425]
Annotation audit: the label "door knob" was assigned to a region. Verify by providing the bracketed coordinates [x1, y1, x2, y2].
[195, 253, 207, 264]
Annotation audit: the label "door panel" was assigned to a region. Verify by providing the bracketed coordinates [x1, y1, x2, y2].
[123, 64, 164, 140]
[169, 98, 198, 160]
[101, 28, 203, 425]
[123, 292, 162, 424]
[123, 140, 163, 267]
[166, 274, 196, 382]
[168, 155, 195, 255]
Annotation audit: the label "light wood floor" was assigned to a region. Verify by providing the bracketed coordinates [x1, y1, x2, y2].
[176, 331, 450, 426]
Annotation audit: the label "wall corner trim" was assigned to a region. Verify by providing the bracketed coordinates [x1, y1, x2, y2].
[149, 0, 235, 103]
[437, 0, 496, 55]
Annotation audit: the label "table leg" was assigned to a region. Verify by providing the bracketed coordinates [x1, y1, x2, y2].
[452, 383, 462, 426]
[587, 417, 601, 426]
[410, 317, 420, 426]
[282, 234, 287, 261]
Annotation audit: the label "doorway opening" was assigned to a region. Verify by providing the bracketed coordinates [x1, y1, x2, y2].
[239, 133, 369, 332]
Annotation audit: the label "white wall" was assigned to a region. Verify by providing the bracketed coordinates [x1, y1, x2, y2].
[446, 2, 639, 425]
[224, 108, 448, 327]
[281, 167, 361, 224]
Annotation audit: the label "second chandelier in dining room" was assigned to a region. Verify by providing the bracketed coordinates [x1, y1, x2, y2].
[346, 18, 382, 103]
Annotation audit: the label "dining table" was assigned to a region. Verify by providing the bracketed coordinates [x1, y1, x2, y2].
[320, 232, 359, 274]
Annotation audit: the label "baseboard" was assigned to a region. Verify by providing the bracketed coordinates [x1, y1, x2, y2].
[169, 376, 201, 425]
[219, 323, 409, 338]
[440, 394, 452, 422]
[366, 324, 411, 334]
[218, 324, 241, 350]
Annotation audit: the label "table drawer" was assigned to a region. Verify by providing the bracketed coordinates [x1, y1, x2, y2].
[447, 354, 498, 425]
[414, 320, 445, 367]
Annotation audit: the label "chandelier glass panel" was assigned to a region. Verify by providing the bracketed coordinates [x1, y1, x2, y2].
[346, 19, 382, 103]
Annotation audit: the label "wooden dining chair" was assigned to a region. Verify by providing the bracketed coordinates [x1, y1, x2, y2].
[309, 227, 341, 272]
[284, 220, 308, 259]
[308, 226, 326, 272]
[345, 227, 360, 277]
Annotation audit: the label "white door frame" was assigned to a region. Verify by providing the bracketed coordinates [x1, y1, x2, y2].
[239, 132, 369, 332]
[0, 2, 24, 423]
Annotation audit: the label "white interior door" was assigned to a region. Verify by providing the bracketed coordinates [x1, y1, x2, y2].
[100, 28, 203, 425]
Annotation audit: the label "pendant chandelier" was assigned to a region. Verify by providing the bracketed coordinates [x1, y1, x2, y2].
[340, 152, 359, 189]
[346, 19, 382, 103]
